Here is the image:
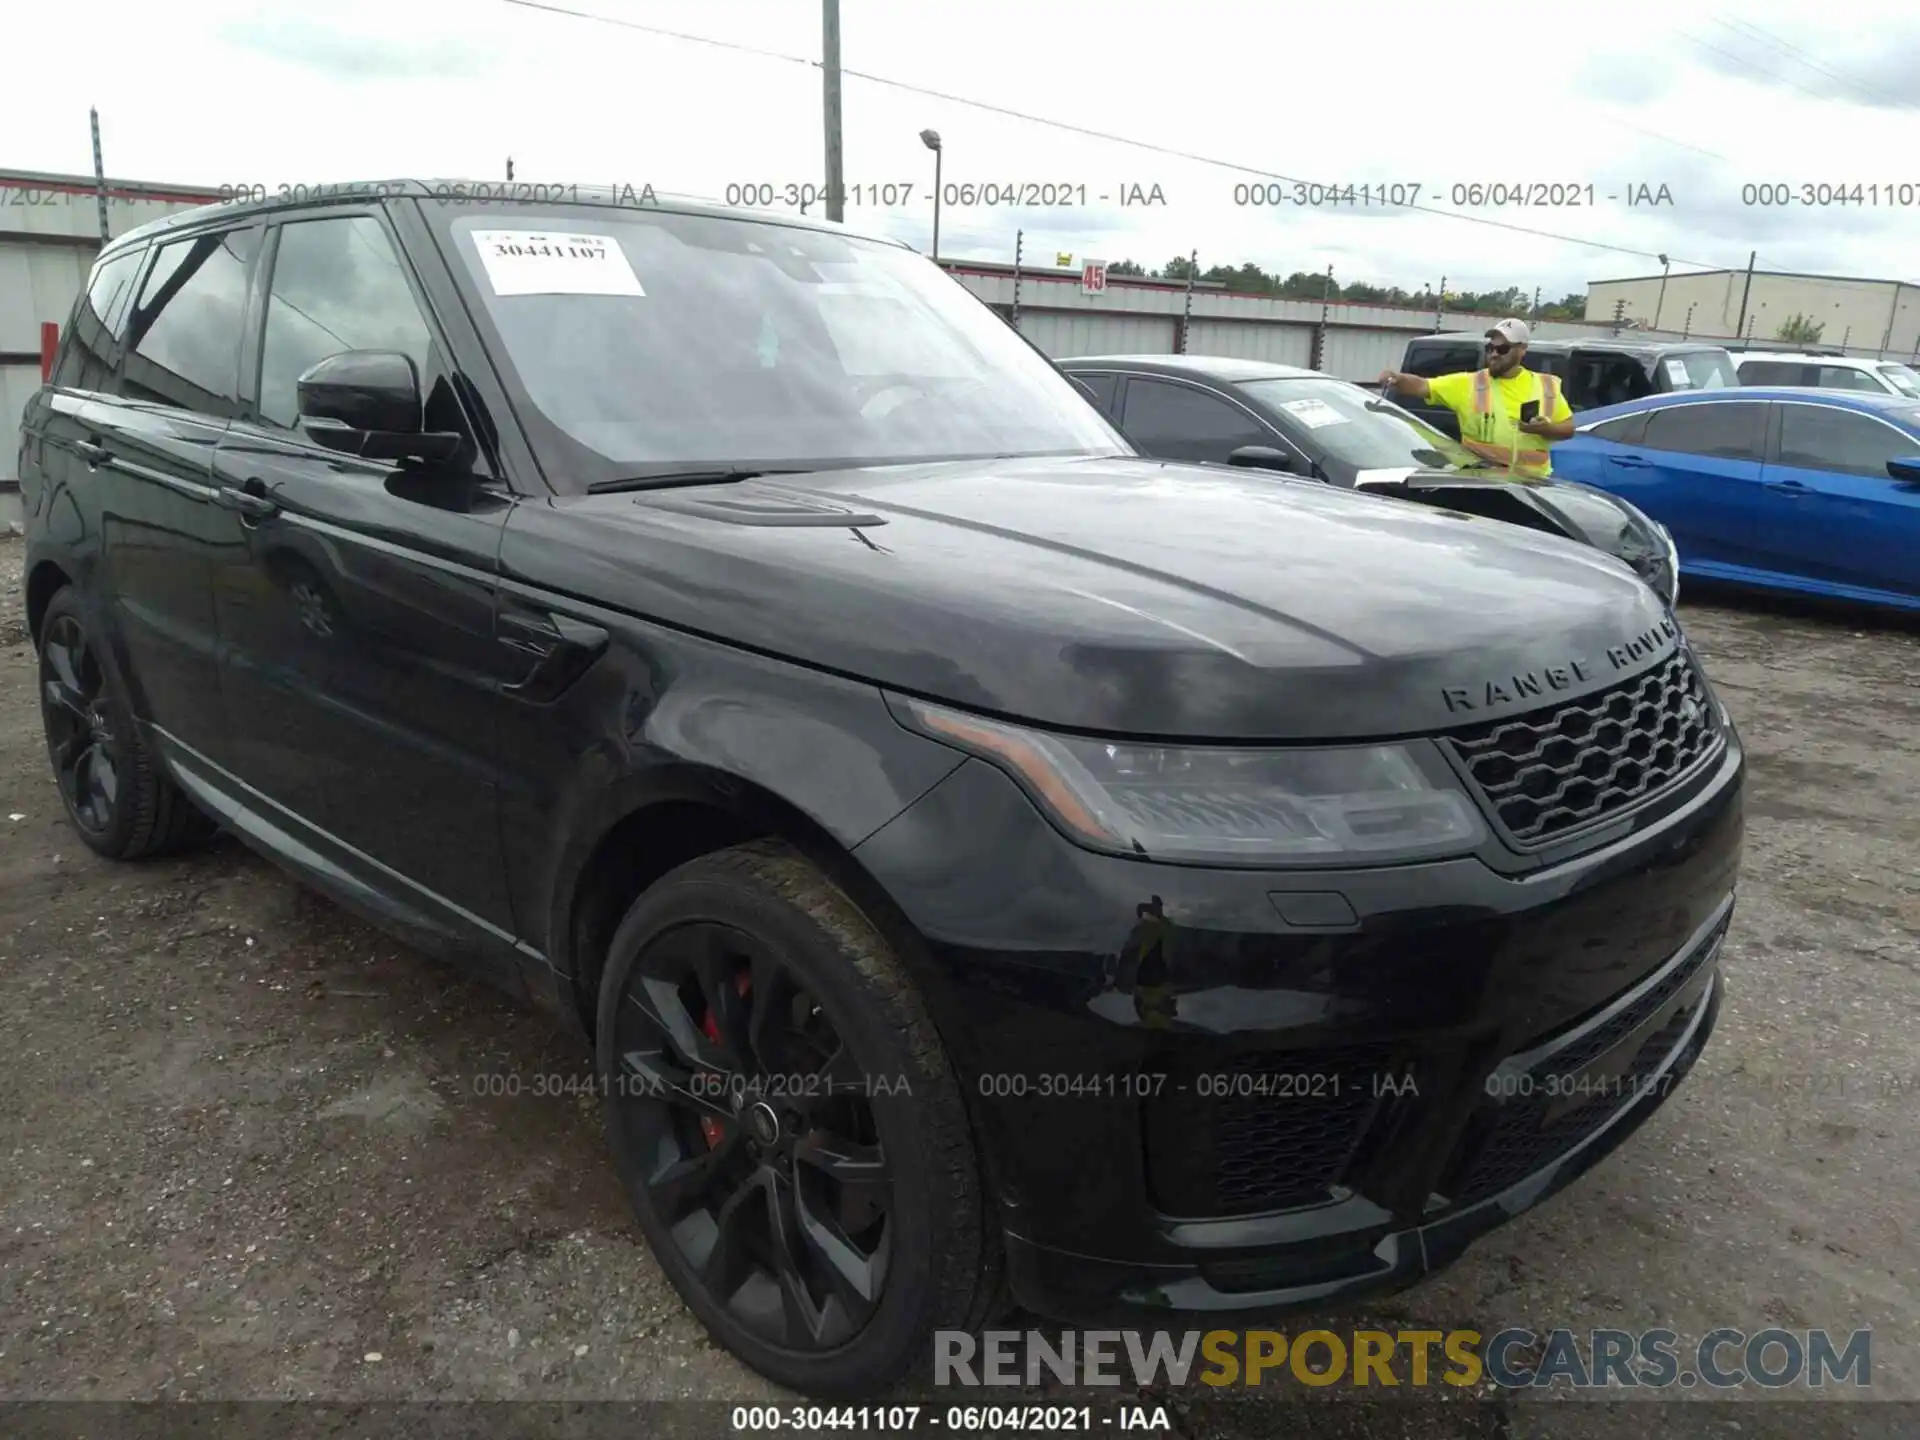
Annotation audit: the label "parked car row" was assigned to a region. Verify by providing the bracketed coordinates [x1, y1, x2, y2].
[1552, 388, 1920, 610]
[19, 184, 1743, 1397]
[1058, 354, 1680, 605]
[1382, 332, 1743, 440]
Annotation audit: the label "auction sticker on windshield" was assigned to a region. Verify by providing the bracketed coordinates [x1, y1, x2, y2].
[1281, 397, 1349, 428]
[1664, 358, 1691, 387]
[470, 231, 645, 297]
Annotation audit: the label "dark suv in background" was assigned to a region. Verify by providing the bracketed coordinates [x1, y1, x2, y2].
[1390, 332, 1742, 439]
[18, 182, 1743, 1397]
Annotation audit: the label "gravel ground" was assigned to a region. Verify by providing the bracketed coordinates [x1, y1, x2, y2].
[2, 532, 1917, 1439]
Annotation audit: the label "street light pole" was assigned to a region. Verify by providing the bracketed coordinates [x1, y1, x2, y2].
[919, 129, 942, 262]
[822, 0, 844, 222]
[1653, 253, 1669, 331]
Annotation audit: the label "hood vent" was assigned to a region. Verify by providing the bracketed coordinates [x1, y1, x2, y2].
[639, 491, 887, 528]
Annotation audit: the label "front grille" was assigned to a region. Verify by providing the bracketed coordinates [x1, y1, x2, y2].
[1445, 1005, 1699, 1208]
[1144, 1046, 1396, 1217]
[1444, 652, 1721, 847]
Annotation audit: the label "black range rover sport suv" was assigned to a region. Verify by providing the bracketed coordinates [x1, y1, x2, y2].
[17, 182, 1744, 1397]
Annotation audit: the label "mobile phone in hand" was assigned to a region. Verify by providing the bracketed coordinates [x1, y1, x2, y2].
[1519, 399, 1541, 424]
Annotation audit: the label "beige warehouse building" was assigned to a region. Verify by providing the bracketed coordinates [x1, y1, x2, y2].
[1586, 268, 1920, 357]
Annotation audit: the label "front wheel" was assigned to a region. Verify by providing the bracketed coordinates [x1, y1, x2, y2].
[595, 841, 995, 1397]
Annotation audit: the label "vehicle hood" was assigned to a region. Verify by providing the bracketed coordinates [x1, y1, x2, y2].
[505, 455, 1681, 741]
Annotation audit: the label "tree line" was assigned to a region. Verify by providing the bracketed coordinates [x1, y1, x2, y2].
[1101, 258, 1589, 321]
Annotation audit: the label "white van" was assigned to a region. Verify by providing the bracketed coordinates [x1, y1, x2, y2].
[1735, 351, 1920, 398]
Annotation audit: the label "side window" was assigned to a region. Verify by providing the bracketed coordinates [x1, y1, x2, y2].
[52, 248, 145, 393]
[1119, 378, 1271, 462]
[257, 216, 435, 431]
[1586, 411, 1649, 446]
[121, 228, 260, 417]
[1641, 402, 1766, 461]
[1777, 405, 1914, 478]
[1739, 361, 1798, 386]
[1069, 371, 1120, 417]
[1402, 343, 1480, 379]
[1567, 355, 1646, 409]
[1814, 366, 1880, 393]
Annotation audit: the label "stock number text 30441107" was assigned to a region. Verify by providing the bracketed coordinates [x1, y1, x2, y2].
[1234, 182, 1423, 207]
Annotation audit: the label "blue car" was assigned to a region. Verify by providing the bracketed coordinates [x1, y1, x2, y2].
[1551, 387, 1920, 611]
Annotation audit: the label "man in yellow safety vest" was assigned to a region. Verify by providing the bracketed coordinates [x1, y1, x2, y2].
[1376, 318, 1575, 480]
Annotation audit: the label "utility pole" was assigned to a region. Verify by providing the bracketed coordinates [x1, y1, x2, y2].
[506, 157, 514, 181]
[89, 107, 110, 245]
[1611, 297, 1626, 336]
[1010, 229, 1023, 328]
[1530, 286, 1541, 322]
[1841, 325, 1851, 350]
[1180, 249, 1197, 353]
[1434, 276, 1446, 332]
[822, 0, 844, 223]
[1653, 253, 1670, 331]
[1683, 302, 1695, 339]
[1734, 250, 1757, 339]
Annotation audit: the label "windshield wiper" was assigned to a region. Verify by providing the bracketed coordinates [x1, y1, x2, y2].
[587, 467, 811, 494]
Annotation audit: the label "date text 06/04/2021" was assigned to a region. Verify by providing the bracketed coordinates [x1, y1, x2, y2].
[730, 1404, 1171, 1433]
[724, 182, 1168, 209]
[1231, 181, 1675, 207]
[215, 182, 662, 207]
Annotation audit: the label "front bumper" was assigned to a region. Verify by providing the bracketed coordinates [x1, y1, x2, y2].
[851, 718, 1744, 1322]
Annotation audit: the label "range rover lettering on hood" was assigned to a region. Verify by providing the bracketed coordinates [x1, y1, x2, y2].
[1442, 616, 1679, 715]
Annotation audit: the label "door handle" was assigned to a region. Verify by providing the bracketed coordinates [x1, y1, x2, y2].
[75, 438, 112, 467]
[1766, 479, 1808, 496]
[215, 482, 279, 519]
[1607, 454, 1651, 468]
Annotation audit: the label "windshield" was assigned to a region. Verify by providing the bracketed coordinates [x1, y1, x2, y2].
[434, 206, 1123, 482]
[1236, 376, 1479, 471]
[1876, 363, 1920, 398]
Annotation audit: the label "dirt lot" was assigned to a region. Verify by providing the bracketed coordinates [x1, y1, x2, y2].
[2, 530, 1917, 1439]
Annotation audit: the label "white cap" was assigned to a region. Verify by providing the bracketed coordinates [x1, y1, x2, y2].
[1486, 317, 1531, 346]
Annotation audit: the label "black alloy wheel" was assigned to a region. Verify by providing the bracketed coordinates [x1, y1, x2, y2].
[615, 918, 893, 1349]
[596, 841, 998, 1396]
[40, 611, 121, 837]
[35, 587, 216, 860]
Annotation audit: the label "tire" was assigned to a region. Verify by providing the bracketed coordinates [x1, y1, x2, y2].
[595, 840, 995, 1397]
[36, 587, 217, 860]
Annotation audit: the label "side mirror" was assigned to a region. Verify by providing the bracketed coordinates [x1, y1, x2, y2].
[296, 351, 462, 463]
[1887, 456, 1920, 483]
[1227, 445, 1300, 474]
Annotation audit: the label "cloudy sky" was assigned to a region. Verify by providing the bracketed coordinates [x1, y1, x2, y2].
[9, 0, 1920, 302]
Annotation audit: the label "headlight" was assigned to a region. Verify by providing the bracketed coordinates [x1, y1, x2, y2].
[895, 697, 1487, 865]
[1612, 501, 1680, 607]
[1654, 521, 1680, 605]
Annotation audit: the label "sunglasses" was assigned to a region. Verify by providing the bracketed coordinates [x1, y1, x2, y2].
[1484, 340, 1516, 355]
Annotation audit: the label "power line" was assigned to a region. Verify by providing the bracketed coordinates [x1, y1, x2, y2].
[1709, 16, 1906, 110]
[495, 0, 1739, 270]
[1677, 28, 1839, 105]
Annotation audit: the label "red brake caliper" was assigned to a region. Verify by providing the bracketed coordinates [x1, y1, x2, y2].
[698, 968, 753, 1149]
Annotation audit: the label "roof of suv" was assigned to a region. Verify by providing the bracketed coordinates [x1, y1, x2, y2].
[1058, 355, 1326, 383]
[1733, 352, 1888, 369]
[1409, 331, 1727, 357]
[102, 179, 911, 258]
